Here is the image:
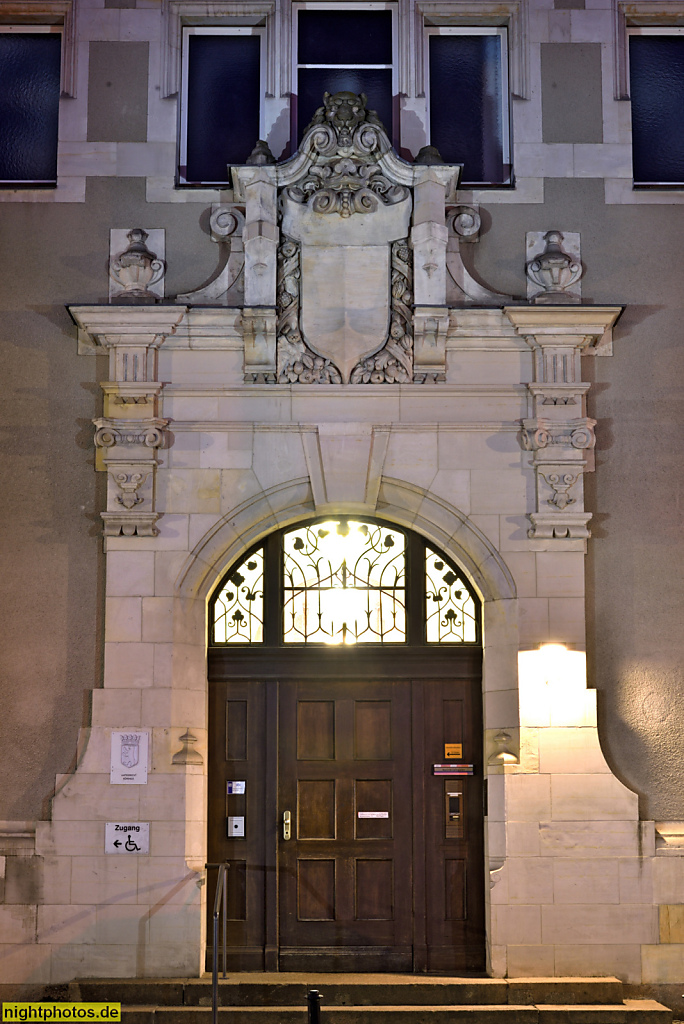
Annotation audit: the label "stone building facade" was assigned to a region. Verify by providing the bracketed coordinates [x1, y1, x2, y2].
[0, 0, 683, 1006]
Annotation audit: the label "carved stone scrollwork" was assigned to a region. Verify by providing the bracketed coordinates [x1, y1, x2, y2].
[351, 240, 413, 383]
[112, 468, 153, 510]
[276, 238, 342, 384]
[540, 468, 583, 510]
[176, 205, 245, 305]
[285, 159, 409, 218]
[521, 418, 596, 452]
[94, 418, 168, 450]
[446, 206, 513, 306]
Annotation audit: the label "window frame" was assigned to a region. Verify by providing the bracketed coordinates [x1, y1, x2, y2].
[627, 26, 684, 189]
[0, 23, 62, 188]
[291, 0, 399, 147]
[423, 24, 511, 187]
[177, 24, 267, 187]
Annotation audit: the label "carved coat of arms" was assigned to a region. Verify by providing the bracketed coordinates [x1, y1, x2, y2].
[277, 92, 413, 384]
[120, 733, 140, 768]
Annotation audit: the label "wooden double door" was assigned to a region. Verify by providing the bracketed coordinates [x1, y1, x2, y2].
[208, 650, 484, 972]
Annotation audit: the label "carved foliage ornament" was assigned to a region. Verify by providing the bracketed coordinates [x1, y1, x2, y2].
[276, 237, 414, 385]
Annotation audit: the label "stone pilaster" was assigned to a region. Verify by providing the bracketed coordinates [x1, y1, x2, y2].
[505, 306, 622, 540]
[69, 305, 187, 537]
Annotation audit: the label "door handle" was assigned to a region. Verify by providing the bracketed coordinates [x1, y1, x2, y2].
[282, 810, 292, 841]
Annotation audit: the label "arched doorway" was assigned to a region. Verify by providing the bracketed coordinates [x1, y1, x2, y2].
[207, 517, 484, 973]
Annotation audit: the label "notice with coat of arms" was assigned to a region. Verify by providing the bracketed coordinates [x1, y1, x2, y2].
[110, 730, 149, 785]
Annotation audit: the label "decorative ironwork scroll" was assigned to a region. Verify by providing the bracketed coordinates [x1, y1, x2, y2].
[213, 547, 264, 643]
[350, 239, 413, 383]
[283, 519, 406, 644]
[425, 546, 477, 643]
[276, 238, 342, 384]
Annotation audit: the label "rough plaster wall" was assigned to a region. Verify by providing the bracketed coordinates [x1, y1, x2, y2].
[0, 178, 219, 821]
[470, 176, 684, 819]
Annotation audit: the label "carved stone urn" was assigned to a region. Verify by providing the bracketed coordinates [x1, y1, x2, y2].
[109, 228, 165, 304]
[526, 230, 582, 304]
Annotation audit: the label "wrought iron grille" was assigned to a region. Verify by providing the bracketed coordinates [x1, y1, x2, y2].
[212, 547, 264, 643]
[283, 520, 405, 644]
[425, 546, 477, 643]
[209, 520, 480, 646]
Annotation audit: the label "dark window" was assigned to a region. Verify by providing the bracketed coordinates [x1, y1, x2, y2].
[0, 31, 61, 185]
[179, 29, 262, 186]
[428, 30, 509, 187]
[630, 33, 684, 186]
[295, 8, 394, 142]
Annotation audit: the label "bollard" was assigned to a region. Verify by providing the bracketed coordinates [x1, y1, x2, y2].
[307, 988, 322, 1024]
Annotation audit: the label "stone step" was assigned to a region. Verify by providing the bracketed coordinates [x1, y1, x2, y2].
[117, 1001, 672, 1024]
[72, 976, 627, 1008]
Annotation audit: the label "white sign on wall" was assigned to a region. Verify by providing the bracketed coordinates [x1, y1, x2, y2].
[110, 730, 149, 785]
[105, 822, 150, 854]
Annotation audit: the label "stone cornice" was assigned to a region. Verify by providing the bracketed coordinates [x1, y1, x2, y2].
[504, 305, 623, 345]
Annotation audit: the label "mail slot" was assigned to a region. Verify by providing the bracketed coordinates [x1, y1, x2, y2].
[444, 781, 464, 839]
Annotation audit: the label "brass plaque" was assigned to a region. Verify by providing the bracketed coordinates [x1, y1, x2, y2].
[444, 743, 462, 759]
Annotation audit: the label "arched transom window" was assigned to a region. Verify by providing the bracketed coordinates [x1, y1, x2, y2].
[211, 518, 479, 647]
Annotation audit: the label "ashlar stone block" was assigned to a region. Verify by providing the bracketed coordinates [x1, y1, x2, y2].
[505, 773, 552, 822]
[507, 943, 555, 978]
[552, 858, 620, 904]
[550, 774, 638, 821]
[554, 943, 643, 984]
[507, 857, 555, 904]
[104, 642, 155, 689]
[106, 551, 155, 597]
[136, 857, 204, 906]
[0, 904, 36, 943]
[37, 905, 96, 945]
[539, 820, 640, 859]
[491, 904, 542, 945]
[538, 726, 611, 774]
[69, 856, 139, 906]
[541, 903, 657, 945]
[660, 905, 684, 943]
[641, 944, 684, 983]
[52, 772, 141, 822]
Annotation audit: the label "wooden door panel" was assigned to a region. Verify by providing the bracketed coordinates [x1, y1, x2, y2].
[207, 679, 269, 969]
[297, 779, 336, 839]
[423, 679, 485, 972]
[278, 680, 412, 969]
[208, 655, 484, 973]
[354, 701, 392, 759]
[356, 859, 393, 919]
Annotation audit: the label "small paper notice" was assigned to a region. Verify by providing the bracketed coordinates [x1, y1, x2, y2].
[358, 811, 389, 818]
[444, 743, 462, 759]
[227, 781, 246, 794]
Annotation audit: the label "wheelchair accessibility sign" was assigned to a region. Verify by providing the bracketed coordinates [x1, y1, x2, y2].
[105, 822, 150, 854]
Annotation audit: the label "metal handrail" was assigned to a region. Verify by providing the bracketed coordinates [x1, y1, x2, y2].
[205, 862, 229, 1024]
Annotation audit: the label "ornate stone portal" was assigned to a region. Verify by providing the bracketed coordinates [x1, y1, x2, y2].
[230, 92, 459, 384]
